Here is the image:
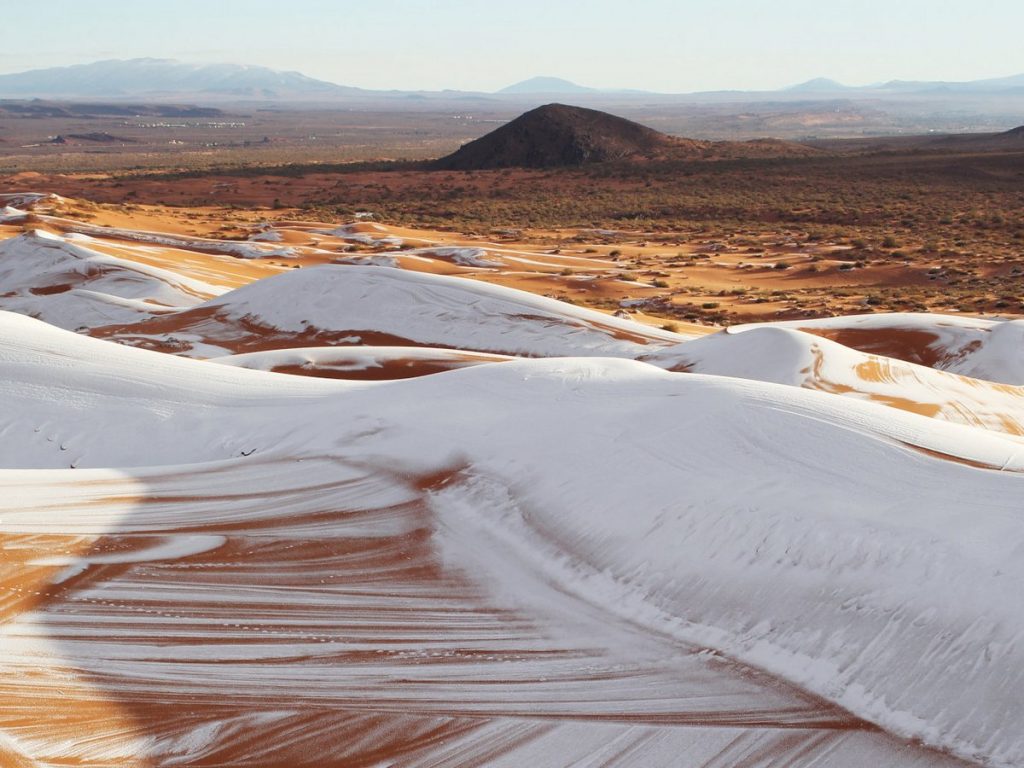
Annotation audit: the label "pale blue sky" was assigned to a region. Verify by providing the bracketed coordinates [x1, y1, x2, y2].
[3, 0, 1021, 92]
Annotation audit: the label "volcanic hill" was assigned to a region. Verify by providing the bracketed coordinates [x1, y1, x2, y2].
[433, 103, 818, 169]
[432, 103, 697, 169]
[1000, 125, 1024, 141]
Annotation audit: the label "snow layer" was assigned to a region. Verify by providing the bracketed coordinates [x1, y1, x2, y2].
[1, 311, 1023, 765]
[0, 312, 342, 468]
[197, 264, 687, 356]
[757, 312, 1024, 385]
[646, 325, 1024, 435]
[0, 192, 62, 209]
[0, 230, 222, 329]
[0, 205, 27, 223]
[57, 220, 297, 259]
[320, 222, 404, 247]
[400, 246, 507, 268]
[214, 345, 513, 375]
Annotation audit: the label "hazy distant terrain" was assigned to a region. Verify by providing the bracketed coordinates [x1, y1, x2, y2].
[2, 98, 1023, 175]
[1, 59, 1023, 153]
[0, 58, 363, 100]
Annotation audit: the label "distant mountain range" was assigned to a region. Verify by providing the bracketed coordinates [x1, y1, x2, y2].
[0, 59, 364, 100]
[1, 58, 1023, 106]
[498, 77, 597, 95]
[0, 62, 632, 100]
[788, 74, 1024, 94]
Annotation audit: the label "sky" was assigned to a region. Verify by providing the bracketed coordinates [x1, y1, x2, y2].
[2, 0, 1022, 92]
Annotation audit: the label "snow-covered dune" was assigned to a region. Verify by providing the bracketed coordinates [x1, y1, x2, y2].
[30, 213, 300, 260]
[214, 345, 514, 379]
[0, 192, 66, 210]
[0, 230, 222, 329]
[0, 312, 343, 468]
[1, 311, 1023, 765]
[647, 325, 1024, 435]
[756, 312, 1024, 385]
[94, 264, 689, 357]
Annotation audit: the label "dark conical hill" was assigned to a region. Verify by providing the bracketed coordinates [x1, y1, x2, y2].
[432, 103, 696, 170]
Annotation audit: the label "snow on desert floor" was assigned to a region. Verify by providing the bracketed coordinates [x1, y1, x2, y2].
[1, 194, 1023, 767]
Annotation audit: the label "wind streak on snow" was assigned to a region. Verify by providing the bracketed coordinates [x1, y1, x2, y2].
[0, 456, 942, 767]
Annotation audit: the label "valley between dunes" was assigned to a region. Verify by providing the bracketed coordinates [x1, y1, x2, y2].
[1, 192, 1023, 767]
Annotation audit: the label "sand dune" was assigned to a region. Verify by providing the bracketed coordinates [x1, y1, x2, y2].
[760, 313, 1024, 385]
[214, 345, 514, 379]
[0, 229, 224, 329]
[647, 325, 1024, 435]
[0, 195, 1022, 766]
[92, 264, 687, 357]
